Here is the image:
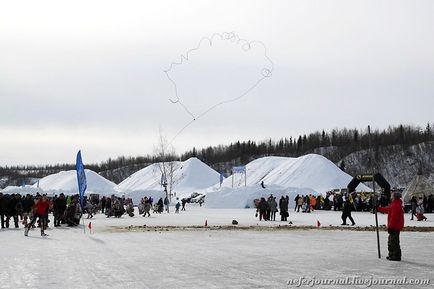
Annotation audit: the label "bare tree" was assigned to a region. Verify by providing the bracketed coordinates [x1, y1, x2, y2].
[154, 130, 177, 201]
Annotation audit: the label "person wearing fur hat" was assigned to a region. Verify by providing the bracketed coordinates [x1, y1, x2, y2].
[377, 192, 404, 261]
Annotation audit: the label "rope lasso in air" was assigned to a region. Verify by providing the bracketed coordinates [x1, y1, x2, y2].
[164, 31, 274, 146]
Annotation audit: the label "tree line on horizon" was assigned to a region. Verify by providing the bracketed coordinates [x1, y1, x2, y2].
[181, 123, 434, 166]
[0, 123, 433, 185]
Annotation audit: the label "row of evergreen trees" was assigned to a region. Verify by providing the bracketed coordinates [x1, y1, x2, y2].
[1, 123, 432, 183]
[181, 123, 433, 165]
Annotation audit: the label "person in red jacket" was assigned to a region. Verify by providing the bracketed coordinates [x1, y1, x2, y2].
[25, 195, 50, 237]
[377, 192, 404, 261]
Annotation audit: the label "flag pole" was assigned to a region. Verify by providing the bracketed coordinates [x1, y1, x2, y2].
[82, 211, 86, 234]
[369, 125, 381, 259]
[76, 150, 87, 235]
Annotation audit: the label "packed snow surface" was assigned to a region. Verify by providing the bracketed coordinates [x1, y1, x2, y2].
[115, 157, 220, 195]
[0, 206, 433, 289]
[34, 169, 116, 196]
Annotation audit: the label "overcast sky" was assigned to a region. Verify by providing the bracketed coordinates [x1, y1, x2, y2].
[1, 0, 433, 166]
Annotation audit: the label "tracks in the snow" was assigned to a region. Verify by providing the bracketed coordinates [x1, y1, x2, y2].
[107, 224, 434, 233]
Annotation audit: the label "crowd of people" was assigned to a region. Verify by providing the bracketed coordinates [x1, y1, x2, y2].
[0, 192, 84, 236]
[254, 190, 432, 225]
[255, 195, 289, 221]
[0, 192, 187, 236]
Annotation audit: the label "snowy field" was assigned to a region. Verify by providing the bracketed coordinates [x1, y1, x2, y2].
[1, 206, 433, 289]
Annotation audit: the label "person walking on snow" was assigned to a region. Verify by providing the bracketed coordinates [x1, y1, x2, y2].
[25, 195, 50, 237]
[175, 199, 181, 213]
[164, 196, 170, 213]
[377, 192, 404, 261]
[341, 196, 356, 226]
[410, 196, 417, 220]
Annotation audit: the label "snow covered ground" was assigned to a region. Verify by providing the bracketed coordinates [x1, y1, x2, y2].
[1, 206, 433, 289]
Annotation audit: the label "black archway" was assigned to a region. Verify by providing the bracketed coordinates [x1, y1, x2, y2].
[347, 173, 391, 200]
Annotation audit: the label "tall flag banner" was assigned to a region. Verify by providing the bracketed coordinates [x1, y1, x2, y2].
[219, 172, 224, 187]
[76, 150, 87, 208]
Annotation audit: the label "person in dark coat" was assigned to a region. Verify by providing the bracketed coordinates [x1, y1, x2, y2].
[294, 194, 300, 212]
[53, 193, 67, 226]
[410, 196, 417, 220]
[341, 197, 356, 226]
[157, 198, 164, 213]
[0, 193, 7, 229]
[257, 197, 269, 221]
[7, 194, 22, 228]
[21, 194, 34, 227]
[164, 196, 170, 213]
[105, 197, 112, 216]
[279, 196, 288, 221]
[101, 196, 106, 214]
[181, 198, 187, 211]
[377, 192, 405, 261]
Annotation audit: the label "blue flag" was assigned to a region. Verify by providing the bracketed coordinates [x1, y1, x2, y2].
[76, 150, 87, 208]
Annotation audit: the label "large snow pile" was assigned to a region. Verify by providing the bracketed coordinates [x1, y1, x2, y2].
[219, 154, 369, 193]
[34, 169, 117, 196]
[203, 154, 371, 208]
[1, 185, 43, 196]
[116, 157, 221, 198]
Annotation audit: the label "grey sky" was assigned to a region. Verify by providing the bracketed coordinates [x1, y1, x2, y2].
[1, 0, 433, 165]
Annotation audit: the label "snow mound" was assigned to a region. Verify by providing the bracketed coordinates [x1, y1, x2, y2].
[34, 169, 116, 196]
[115, 157, 221, 196]
[1, 185, 43, 196]
[219, 154, 369, 194]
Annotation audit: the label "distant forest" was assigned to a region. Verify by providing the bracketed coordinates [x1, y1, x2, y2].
[1, 123, 433, 183]
[182, 123, 434, 165]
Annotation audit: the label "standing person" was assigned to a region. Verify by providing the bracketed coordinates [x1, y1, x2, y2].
[294, 195, 300, 212]
[266, 194, 274, 220]
[105, 197, 112, 217]
[279, 196, 288, 221]
[0, 193, 6, 229]
[101, 196, 106, 214]
[410, 196, 417, 220]
[377, 192, 404, 261]
[341, 197, 356, 226]
[25, 195, 51, 237]
[53, 193, 67, 227]
[303, 195, 311, 213]
[164, 196, 170, 213]
[21, 194, 34, 227]
[143, 197, 151, 217]
[257, 197, 268, 221]
[270, 197, 278, 221]
[175, 199, 181, 213]
[181, 198, 187, 211]
[7, 194, 22, 228]
[157, 198, 164, 213]
[337, 194, 344, 211]
[296, 196, 303, 212]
